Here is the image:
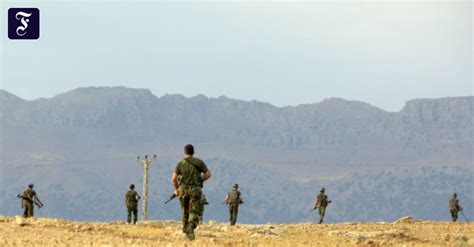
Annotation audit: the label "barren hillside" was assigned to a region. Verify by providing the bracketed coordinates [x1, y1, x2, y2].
[0, 215, 473, 246]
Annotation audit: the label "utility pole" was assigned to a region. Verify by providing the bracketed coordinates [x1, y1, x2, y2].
[137, 154, 156, 221]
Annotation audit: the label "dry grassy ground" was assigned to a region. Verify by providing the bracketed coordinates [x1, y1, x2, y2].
[0, 215, 472, 246]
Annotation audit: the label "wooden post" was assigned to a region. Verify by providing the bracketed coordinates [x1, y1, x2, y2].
[142, 160, 149, 221]
[137, 155, 156, 221]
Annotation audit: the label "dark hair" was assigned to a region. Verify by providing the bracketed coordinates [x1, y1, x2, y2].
[184, 144, 194, 155]
[130, 184, 135, 189]
[28, 184, 34, 188]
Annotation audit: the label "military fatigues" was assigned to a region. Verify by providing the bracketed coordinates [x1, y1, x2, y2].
[175, 157, 209, 232]
[125, 190, 140, 224]
[22, 188, 37, 218]
[316, 192, 329, 224]
[226, 189, 242, 225]
[449, 196, 462, 222]
[197, 193, 208, 223]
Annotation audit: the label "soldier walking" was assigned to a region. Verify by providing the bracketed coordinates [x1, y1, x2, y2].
[449, 193, 463, 222]
[125, 184, 141, 224]
[314, 187, 331, 224]
[20, 184, 43, 218]
[224, 184, 244, 226]
[172, 144, 212, 240]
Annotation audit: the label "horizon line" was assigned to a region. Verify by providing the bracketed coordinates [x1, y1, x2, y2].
[1, 86, 472, 113]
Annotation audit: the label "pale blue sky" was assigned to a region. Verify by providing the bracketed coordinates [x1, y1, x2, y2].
[1, 1, 472, 111]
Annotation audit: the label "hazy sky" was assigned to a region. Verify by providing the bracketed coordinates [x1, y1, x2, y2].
[1, 1, 472, 111]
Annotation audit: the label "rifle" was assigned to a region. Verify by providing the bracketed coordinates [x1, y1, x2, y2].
[17, 194, 44, 208]
[315, 200, 332, 208]
[311, 200, 332, 212]
[164, 193, 177, 204]
[222, 201, 243, 205]
[460, 210, 470, 223]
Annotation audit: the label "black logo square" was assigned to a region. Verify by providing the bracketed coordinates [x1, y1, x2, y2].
[8, 8, 40, 40]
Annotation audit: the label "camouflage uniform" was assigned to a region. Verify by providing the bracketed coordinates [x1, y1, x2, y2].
[175, 157, 209, 233]
[226, 185, 243, 226]
[315, 189, 330, 224]
[22, 188, 37, 218]
[125, 189, 140, 224]
[197, 193, 208, 223]
[449, 194, 462, 222]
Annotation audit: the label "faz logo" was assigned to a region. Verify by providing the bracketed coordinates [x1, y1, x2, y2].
[8, 8, 40, 40]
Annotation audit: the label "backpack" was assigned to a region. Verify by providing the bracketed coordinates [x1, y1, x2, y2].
[228, 190, 241, 204]
[126, 191, 138, 207]
[318, 194, 328, 207]
[449, 198, 459, 211]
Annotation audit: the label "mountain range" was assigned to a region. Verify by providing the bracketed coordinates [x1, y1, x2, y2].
[0, 87, 472, 223]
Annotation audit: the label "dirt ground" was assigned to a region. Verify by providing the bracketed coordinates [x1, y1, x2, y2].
[0, 215, 472, 246]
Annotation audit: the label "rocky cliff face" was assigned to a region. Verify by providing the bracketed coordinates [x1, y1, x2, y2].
[401, 97, 473, 124]
[1, 87, 471, 167]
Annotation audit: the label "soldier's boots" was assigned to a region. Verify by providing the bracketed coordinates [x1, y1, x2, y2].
[182, 219, 189, 232]
[185, 223, 196, 240]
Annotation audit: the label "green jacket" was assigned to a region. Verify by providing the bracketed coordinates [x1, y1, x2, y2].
[174, 156, 209, 187]
[125, 190, 140, 209]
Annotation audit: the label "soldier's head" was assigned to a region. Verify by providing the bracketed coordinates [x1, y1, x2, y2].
[320, 187, 325, 193]
[130, 184, 135, 190]
[184, 144, 195, 156]
[453, 193, 457, 198]
[233, 183, 239, 189]
[28, 184, 34, 189]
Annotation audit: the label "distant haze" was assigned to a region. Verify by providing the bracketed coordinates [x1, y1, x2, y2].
[1, 1, 472, 111]
[0, 87, 472, 223]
